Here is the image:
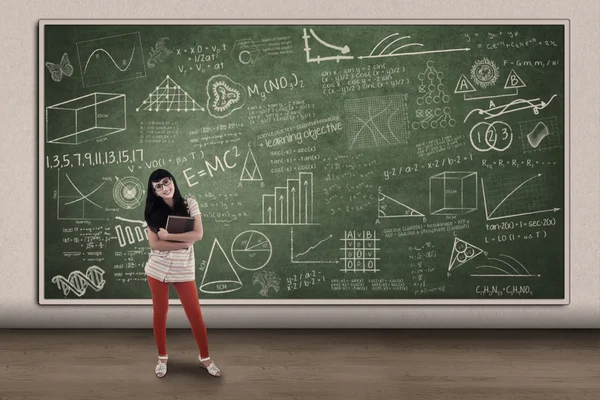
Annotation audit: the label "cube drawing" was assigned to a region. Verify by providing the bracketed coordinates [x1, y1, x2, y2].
[46, 93, 126, 145]
[429, 172, 478, 215]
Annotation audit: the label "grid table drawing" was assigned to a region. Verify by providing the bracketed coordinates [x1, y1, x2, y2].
[340, 231, 380, 273]
[344, 94, 410, 150]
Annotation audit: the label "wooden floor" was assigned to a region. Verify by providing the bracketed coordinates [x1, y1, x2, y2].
[1, 329, 599, 399]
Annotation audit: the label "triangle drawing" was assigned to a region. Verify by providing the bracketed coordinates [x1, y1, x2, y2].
[454, 74, 477, 93]
[504, 69, 526, 89]
[136, 75, 205, 112]
[378, 192, 424, 218]
[199, 238, 243, 294]
[240, 147, 263, 181]
[448, 237, 484, 272]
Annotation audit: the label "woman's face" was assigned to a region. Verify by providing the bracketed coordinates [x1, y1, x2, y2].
[152, 177, 174, 199]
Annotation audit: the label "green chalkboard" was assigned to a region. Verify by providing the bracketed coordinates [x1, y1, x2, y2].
[39, 20, 569, 305]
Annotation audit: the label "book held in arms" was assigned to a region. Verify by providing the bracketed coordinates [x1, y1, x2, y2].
[166, 215, 195, 234]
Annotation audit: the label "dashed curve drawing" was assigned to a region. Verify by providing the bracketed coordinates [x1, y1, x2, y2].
[377, 191, 424, 218]
[52, 266, 106, 297]
[447, 237, 486, 276]
[199, 238, 243, 294]
[137, 75, 204, 112]
[76, 32, 146, 87]
[480, 173, 560, 221]
[470, 254, 540, 277]
[344, 94, 410, 150]
[57, 169, 106, 220]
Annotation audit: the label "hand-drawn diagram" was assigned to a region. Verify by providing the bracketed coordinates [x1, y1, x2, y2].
[46, 52, 74, 82]
[519, 116, 561, 153]
[46, 93, 126, 145]
[206, 74, 246, 118]
[429, 172, 478, 215]
[290, 227, 339, 264]
[344, 94, 410, 150]
[112, 176, 144, 209]
[51, 266, 106, 297]
[240, 144, 263, 182]
[481, 174, 560, 221]
[470, 58, 500, 88]
[413, 61, 455, 130]
[469, 121, 513, 152]
[114, 217, 148, 248]
[146, 37, 172, 68]
[252, 270, 280, 297]
[136, 75, 204, 112]
[340, 231, 380, 273]
[231, 230, 272, 271]
[448, 237, 485, 275]
[199, 238, 243, 294]
[57, 169, 106, 220]
[463, 95, 557, 123]
[232, 39, 269, 66]
[378, 191, 424, 218]
[358, 33, 470, 60]
[253, 172, 315, 226]
[471, 254, 540, 277]
[76, 32, 146, 87]
[455, 69, 526, 101]
[302, 28, 354, 63]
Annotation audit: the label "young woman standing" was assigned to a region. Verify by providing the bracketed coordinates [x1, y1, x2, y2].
[143, 168, 221, 378]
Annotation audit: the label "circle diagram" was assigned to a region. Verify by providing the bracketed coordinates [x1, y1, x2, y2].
[113, 176, 144, 209]
[231, 230, 272, 271]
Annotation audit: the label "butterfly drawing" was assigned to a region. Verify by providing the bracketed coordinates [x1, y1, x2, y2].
[45, 53, 74, 82]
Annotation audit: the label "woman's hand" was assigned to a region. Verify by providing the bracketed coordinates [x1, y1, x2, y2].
[157, 228, 170, 241]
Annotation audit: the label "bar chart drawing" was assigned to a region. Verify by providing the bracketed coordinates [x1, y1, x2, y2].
[252, 172, 317, 225]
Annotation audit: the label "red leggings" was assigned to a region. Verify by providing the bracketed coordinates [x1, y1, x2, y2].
[147, 276, 210, 359]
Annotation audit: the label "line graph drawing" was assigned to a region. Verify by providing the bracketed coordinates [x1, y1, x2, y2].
[76, 32, 146, 87]
[231, 230, 272, 271]
[448, 237, 486, 276]
[199, 238, 243, 294]
[519, 116, 561, 153]
[303, 28, 354, 63]
[57, 169, 106, 220]
[463, 95, 557, 123]
[344, 94, 410, 150]
[378, 191, 424, 218]
[290, 227, 339, 264]
[252, 172, 316, 226]
[136, 75, 204, 112]
[358, 33, 470, 59]
[481, 174, 560, 221]
[51, 266, 106, 297]
[470, 254, 540, 277]
[455, 69, 526, 101]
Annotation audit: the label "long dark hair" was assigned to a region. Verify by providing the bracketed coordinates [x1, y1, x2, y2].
[144, 169, 190, 233]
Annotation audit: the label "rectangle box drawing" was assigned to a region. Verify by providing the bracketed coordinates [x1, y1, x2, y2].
[46, 93, 126, 145]
[429, 171, 478, 215]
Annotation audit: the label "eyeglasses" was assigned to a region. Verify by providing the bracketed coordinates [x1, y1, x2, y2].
[153, 178, 172, 192]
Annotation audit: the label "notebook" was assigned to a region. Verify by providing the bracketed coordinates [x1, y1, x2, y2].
[165, 215, 195, 234]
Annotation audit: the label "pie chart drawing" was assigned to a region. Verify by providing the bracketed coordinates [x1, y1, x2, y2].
[230, 230, 272, 271]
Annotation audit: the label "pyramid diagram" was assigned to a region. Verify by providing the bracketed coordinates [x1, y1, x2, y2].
[136, 75, 205, 112]
[448, 237, 484, 273]
[199, 238, 243, 294]
[377, 192, 424, 218]
[240, 147, 263, 181]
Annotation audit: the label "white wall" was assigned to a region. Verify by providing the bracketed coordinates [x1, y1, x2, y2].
[1, 0, 598, 328]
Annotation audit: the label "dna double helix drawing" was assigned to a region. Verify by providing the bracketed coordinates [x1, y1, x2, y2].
[51, 266, 106, 297]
